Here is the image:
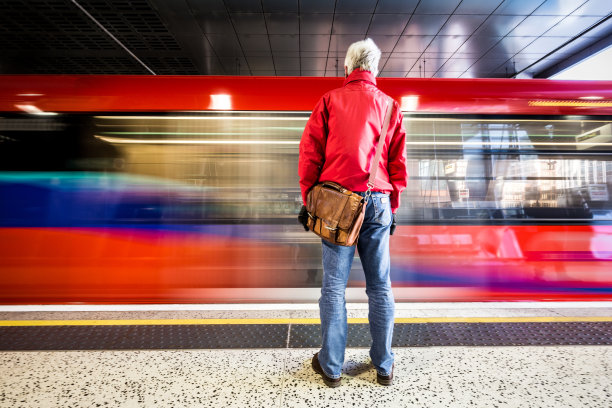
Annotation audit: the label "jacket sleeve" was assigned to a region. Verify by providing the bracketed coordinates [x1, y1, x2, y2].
[299, 95, 329, 206]
[387, 101, 408, 213]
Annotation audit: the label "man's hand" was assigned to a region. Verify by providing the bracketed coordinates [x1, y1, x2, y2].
[298, 205, 310, 231]
[389, 214, 397, 235]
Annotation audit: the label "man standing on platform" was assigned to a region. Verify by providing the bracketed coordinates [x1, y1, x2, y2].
[298, 39, 408, 387]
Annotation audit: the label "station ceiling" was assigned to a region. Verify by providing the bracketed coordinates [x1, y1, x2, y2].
[1, 0, 611, 78]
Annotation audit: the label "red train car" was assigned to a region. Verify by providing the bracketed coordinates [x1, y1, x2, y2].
[1, 75, 612, 303]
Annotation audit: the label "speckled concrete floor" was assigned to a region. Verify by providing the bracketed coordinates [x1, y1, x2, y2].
[0, 346, 610, 407]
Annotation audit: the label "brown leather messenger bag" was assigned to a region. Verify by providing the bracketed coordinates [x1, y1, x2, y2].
[306, 96, 394, 246]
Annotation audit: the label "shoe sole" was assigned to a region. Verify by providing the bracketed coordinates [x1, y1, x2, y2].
[312, 357, 341, 388]
[377, 376, 393, 386]
[377, 363, 394, 386]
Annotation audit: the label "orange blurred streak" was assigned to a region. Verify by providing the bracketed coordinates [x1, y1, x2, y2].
[0, 227, 297, 302]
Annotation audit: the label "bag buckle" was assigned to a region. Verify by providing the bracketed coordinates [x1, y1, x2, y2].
[365, 182, 374, 203]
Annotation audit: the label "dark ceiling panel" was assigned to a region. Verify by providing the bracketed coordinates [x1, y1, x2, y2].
[0, 0, 113, 52]
[225, 0, 262, 13]
[302, 70, 326, 76]
[332, 13, 372, 35]
[265, 13, 299, 34]
[300, 14, 334, 34]
[150, 0, 224, 75]
[186, 0, 226, 13]
[403, 15, 449, 35]
[231, 12, 268, 34]
[247, 56, 275, 70]
[414, 0, 462, 15]
[1, 0, 611, 78]
[262, 0, 297, 13]
[239, 34, 272, 53]
[299, 0, 335, 13]
[272, 51, 300, 58]
[140, 56, 199, 74]
[367, 14, 411, 36]
[300, 35, 331, 52]
[336, 0, 378, 14]
[25, 55, 149, 74]
[301, 57, 327, 70]
[251, 69, 276, 75]
[269, 34, 299, 51]
[197, 13, 235, 34]
[438, 14, 489, 36]
[375, 0, 419, 14]
[276, 69, 301, 75]
[275, 57, 300, 69]
[196, 57, 226, 75]
[302, 51, 331, 57]
[207, 33, 244, 57]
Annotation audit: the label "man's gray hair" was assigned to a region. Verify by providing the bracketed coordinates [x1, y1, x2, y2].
[344, 38, 382, 77]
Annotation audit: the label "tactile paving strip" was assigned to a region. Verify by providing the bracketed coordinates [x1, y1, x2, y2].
[1, 322, 611, 350]
[290, 322, 612, 348]
[0, 324, 287, 350]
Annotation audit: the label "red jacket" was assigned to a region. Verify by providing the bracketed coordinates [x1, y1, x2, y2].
[299, 69, 408, 213]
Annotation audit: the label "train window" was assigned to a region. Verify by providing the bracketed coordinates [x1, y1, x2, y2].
[402, 115, 612, 223]
[1, 112, 612, 225]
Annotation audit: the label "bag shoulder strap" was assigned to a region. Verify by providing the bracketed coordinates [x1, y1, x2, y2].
[367, 96, 394, 193]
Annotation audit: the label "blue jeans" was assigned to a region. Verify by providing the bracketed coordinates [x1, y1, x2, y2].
[318, 192, 395, 378]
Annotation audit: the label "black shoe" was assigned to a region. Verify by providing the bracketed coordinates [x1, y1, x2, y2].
[377, 364, 394, 386]
[312, 353, 341, 388]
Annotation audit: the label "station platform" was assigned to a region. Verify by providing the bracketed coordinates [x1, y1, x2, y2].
[1, 302, 611, 407]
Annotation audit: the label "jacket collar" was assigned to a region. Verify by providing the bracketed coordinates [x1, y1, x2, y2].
[343, 68, 377, 87]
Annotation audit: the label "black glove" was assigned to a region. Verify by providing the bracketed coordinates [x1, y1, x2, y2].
[298, 205, 310, 231]
[389, 214, 397, 236]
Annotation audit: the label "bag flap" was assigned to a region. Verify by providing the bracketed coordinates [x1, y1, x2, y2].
[337, 194, 363, 229]
[307, 184, 363, 229]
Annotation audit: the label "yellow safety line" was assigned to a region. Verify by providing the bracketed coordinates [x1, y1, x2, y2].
[1, 317, 612, 326]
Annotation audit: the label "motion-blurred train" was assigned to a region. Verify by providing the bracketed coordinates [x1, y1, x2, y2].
[1, 75, 611, 303]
